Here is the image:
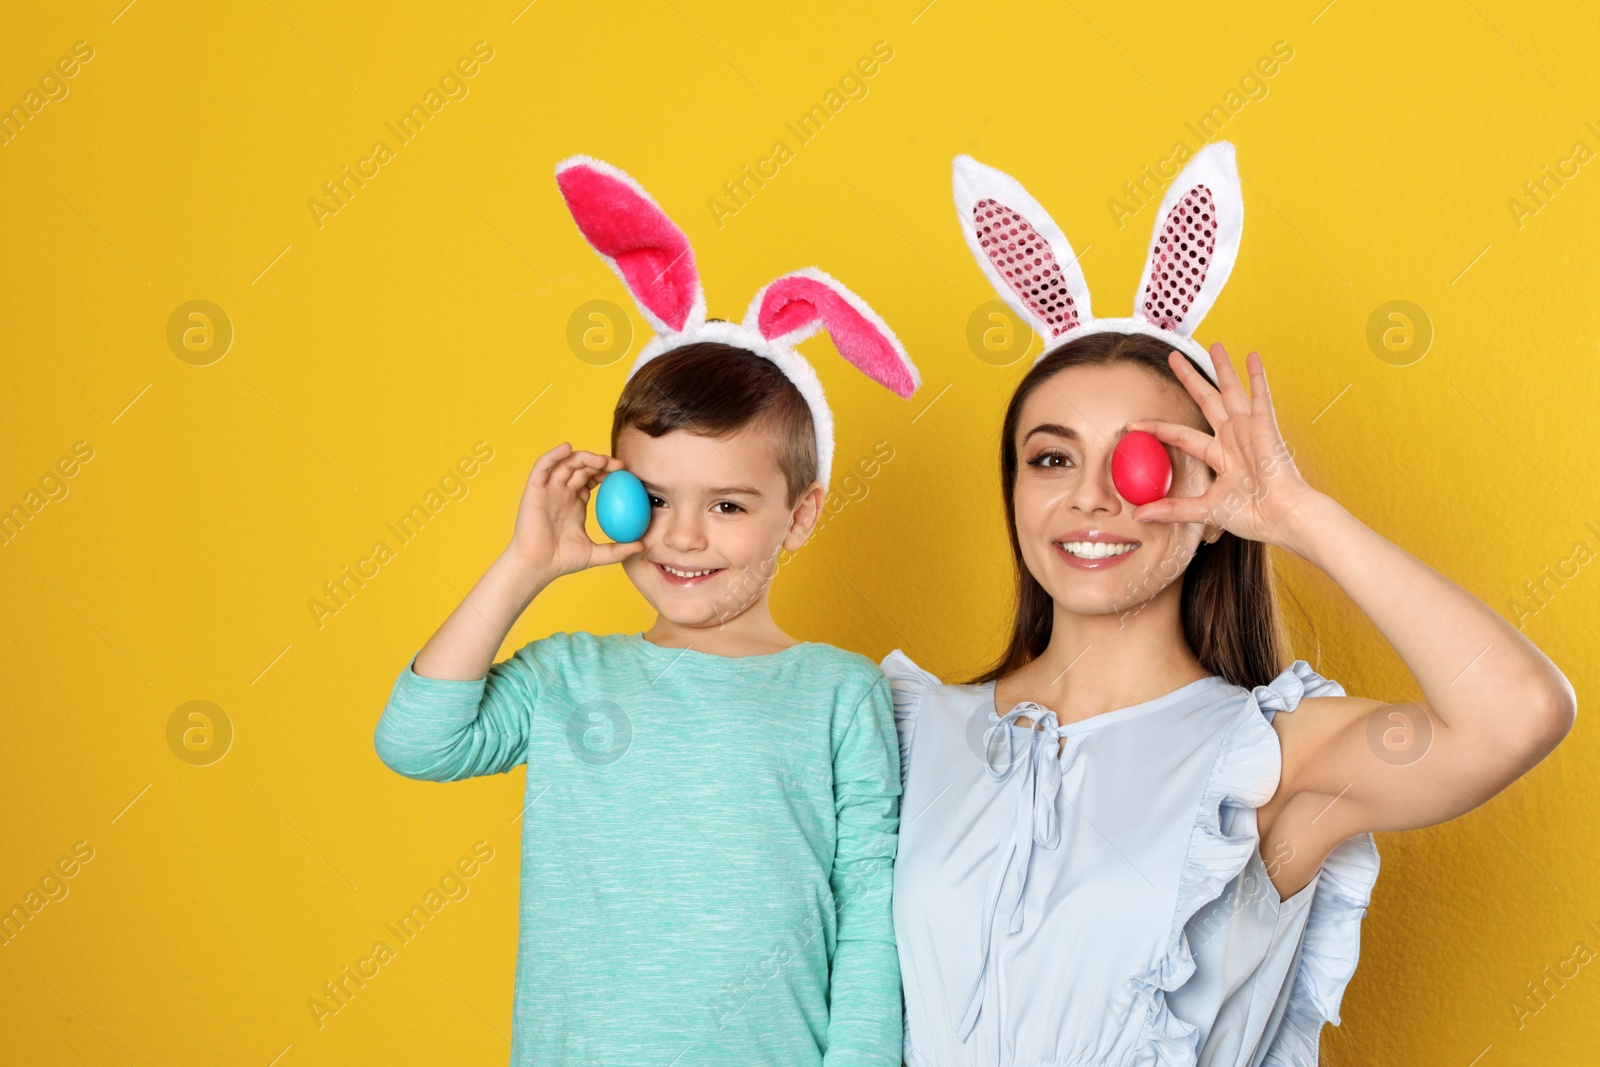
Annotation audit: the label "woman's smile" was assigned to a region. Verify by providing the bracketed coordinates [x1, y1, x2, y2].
[1054, 530, 1141, 568]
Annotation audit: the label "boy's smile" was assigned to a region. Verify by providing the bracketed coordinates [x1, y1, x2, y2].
[653, 561, 724, 585]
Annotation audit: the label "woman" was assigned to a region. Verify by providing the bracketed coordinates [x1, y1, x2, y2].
[883, 147, 1576, 1066]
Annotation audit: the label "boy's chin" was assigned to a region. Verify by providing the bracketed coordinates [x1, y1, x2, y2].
[627, 577, 768, 631]
[653, 606, 728, 630]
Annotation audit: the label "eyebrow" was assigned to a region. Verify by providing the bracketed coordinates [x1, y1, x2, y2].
[1022, 422, 1134, 444]
[638, 479, 763, 497]
[1023, 422, 1080, 443]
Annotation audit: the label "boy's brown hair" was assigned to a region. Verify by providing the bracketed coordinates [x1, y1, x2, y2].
[610, 341, 817, 506]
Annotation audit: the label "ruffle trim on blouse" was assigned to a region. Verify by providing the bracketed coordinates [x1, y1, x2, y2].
[1259, 829, 1381, 1067]
[1122, 671, 1282, 1066]
[880, 649, 941, 786]
[1247, 663, 1382, 1065]
[1124, 659, 1379, 1067]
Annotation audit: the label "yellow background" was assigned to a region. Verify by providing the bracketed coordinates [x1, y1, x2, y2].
[3, 0, 1597, 1063]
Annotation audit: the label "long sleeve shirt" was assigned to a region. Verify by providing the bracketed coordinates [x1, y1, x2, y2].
[374, 630, 904, 1066]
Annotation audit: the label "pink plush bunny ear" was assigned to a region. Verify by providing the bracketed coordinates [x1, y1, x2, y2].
[952, 155, 1094, 341]
[555, 155, 706, 334]
[1132, 141, 1243, 337]
[745, 268, 920, 398]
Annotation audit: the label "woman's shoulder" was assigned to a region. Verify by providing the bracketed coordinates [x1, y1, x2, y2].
[880, 648, 943, 692]
[1199, 658, 1352, 764]
[879, 650, 988, 708]
[1180, 658, 1350, 808]
[879, 650, 989, 781]
[1244, 658, 1349, 718]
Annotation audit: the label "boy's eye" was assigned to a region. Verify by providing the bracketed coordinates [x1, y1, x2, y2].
[648, 495, 667, 508]
[1026, 450, 1073, 469]
[712, 500, 744, 515]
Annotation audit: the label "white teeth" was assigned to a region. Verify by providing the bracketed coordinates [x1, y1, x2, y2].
[661, 564, 717, 578]
[1060, 541, 1137, 559]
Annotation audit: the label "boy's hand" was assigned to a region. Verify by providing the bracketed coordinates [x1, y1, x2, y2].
[507, 442, 644, 580]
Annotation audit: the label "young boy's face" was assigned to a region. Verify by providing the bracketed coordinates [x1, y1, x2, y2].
[614, 422, 820, 629]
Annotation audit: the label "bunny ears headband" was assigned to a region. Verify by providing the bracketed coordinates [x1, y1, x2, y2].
[952, 141, 1244, 385]
[554, 155, 921, 492]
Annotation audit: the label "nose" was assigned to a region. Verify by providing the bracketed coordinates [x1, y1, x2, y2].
[1068, 444, 1124, 515]
[659, 506, 708, 554]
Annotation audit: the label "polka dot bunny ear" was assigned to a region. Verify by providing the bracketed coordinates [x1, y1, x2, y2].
[952, 142, 1245, 385]
[952, 154, 1094, 340]
[1130, 142, 1244, 360]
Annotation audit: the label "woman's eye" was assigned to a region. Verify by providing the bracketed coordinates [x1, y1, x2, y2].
[712, 501, 744, 515]
[1027, 451, 1073, 469]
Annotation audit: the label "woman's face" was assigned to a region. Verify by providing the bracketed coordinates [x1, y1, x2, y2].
[1011, 361, 1216, 618]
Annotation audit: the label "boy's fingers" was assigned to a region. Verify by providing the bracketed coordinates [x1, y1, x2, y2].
[565, 450, 614, 469]
[592, 540, 644, 565]
[548, 451, 606, 486]
[533, 448, 611, 489]
[566, 463, 606, 492]
[529, 442, 574, 483]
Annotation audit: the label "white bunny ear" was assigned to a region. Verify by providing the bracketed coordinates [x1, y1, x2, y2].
[952, 155, 1093, 341]
[555, 155, 707, 336]
[1132, 141, 1243, 337]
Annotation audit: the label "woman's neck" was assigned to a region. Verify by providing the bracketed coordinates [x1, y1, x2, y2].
[995, 596, 1210, 723]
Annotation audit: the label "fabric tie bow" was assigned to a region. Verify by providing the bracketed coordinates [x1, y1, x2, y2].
[956, 702, 1084, 1042]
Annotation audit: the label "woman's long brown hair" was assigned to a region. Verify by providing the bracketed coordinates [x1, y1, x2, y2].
[966, 330, 1297, 692]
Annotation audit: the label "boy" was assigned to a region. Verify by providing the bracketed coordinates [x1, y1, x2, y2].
[375, 342, 904, 1064]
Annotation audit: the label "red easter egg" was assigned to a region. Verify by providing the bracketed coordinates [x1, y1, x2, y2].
[1112, 430, 1172, 506]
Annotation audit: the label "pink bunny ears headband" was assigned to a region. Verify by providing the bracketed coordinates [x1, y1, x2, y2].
[554, 155, 921, 492]
[952, 141, 1244, 385]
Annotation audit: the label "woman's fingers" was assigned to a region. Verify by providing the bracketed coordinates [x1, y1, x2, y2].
[1131, 491, 1215, 526]
[1126, 417, 1216, 467]
[1245, 350, 1275, 420]
[1208, 342, 1254, 420]
[1167, 350, 1230, 430]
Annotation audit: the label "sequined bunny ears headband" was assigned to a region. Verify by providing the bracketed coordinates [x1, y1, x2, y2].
[554, 155, 921, 492]
[951, 141, 1244, 384]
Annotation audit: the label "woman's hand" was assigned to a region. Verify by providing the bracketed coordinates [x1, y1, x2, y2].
[506, 442, 643, 580]
[1126, 343, 1323, 549]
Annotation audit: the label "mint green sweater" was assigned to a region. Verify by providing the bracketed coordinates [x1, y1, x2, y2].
[374, 631, 903, 1066]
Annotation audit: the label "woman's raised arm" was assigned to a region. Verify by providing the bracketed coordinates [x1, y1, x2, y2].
[1128, 342, 1576, 844]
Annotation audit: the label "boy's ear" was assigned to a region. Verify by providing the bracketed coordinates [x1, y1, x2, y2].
[782, 481, 826, 553]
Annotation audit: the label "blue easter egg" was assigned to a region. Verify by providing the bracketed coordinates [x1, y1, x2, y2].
[594, 469, 650, 543]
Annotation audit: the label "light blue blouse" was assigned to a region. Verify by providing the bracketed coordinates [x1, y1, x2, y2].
[882, 651, 1381, 1067]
